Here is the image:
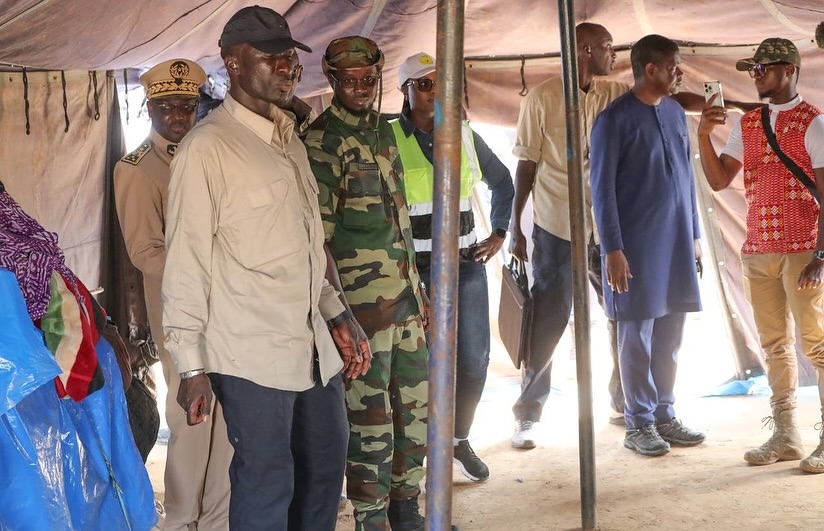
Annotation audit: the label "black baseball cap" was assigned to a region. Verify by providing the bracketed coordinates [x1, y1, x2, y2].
[219, 5, 311, 54]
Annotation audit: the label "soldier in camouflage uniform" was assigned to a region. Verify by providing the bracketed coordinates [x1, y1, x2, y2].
[304, 36, 430, 531]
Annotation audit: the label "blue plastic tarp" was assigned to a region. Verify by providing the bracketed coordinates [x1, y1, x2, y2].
[0, 269, 157, 530]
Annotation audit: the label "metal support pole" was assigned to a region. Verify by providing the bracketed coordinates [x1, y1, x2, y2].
[556, 1, 597, 529]
[426, 0, 464, 529]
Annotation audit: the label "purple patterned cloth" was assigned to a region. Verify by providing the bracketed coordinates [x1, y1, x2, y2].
[0, 183, 77, 320]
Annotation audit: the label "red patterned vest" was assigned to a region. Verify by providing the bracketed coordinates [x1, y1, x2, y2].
[740, 101, 821, 254]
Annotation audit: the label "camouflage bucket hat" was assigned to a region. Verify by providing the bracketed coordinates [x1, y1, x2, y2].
[322, 36, 385, 73]
[735, 38, 800, 71]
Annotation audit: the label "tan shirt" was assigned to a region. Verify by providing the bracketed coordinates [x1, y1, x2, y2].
[113, 129, 174, 353]
[163, 95, 345, 391]
[513, 77, 629, 241]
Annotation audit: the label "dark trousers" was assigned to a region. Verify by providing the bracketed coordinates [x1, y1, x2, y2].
[513, 225, 623, 422]
[420, 259, 490, 439]
[617, 313, 685, 429]
[210, 372, 348, 531]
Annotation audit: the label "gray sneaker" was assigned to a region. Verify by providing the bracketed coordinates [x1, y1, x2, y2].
[624, 424, 671, 457]
[656, 418, 705, 447]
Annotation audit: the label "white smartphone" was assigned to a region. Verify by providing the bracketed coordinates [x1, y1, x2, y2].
[703, 81, 725, 108]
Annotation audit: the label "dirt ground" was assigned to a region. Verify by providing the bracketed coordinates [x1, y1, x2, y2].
[146, 265, 824, 531]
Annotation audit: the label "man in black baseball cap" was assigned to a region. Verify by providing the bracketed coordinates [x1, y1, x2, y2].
[218, 5, 311, 53]
[167, 5, 372, 531]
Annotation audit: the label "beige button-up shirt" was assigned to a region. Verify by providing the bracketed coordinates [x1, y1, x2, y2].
[163, 95, 345, 391]
[513, 77, 629, 241]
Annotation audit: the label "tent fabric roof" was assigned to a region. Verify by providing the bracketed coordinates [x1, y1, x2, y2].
[1, 1, 822, 118]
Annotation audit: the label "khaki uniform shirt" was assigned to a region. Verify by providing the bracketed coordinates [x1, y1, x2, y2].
[163, 95, 345, 391]
[513, 77, 629, 241]
[113, 129, 175, 353]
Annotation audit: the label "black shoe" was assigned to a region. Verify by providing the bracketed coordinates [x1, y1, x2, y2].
[453, 440, 490, 481]
[656, 418, 705, 446]
[624, 424, 671, 457]
[388, 497, 425, 531]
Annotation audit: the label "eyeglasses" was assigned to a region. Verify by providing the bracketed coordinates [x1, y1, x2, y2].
[747, 63, 787, 79]
[331, 74, 380, 89]
[151, 101, 199, 115]
[406, 77, 435, 92]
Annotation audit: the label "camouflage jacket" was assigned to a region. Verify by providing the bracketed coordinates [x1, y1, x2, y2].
[304, 100, 423, 335]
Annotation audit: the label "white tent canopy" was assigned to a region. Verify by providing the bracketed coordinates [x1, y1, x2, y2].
[0, 0, 823, 377]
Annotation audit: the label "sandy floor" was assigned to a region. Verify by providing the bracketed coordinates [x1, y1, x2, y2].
[146, 265, 824, 531]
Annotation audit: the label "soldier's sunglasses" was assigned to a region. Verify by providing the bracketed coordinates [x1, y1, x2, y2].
[331, 74, 380, 89]
[406, 78, 435, 92]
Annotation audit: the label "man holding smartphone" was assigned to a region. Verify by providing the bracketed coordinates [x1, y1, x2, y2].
[698, 37, 824, 473]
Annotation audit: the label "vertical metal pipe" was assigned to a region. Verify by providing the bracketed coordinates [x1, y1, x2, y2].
[426, 0, 464, 529]
[556, 0, 597, 529]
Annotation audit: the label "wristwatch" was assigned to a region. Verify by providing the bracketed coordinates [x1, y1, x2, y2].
[494, 228, 507, 239]
[814, 250, 824, 261]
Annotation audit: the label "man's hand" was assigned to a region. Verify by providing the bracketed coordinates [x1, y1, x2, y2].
[605, 250, 632, 294]
[472, 232, 505, 264]
[420, 284, 432, 332]
[508, 229, 528, 262]
[330, 316, 372, 379]
[798, 259, 824, 290]
[698, 94, 727, 138]
[177, 373, 213, 426]
[694, 239, 704, 279]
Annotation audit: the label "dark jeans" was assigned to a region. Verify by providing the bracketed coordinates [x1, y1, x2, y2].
[210, 372, 348, 531]
[512, 225, 623, 422]
[419, 259, 490, 439]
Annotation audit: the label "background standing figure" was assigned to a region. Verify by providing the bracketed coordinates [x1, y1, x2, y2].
[391, 51, 513, 482]
[113, 57, 233, 530]
[508, 23, 627, 448]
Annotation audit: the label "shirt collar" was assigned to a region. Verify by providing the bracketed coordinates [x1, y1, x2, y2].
[223, 94, 295, 147]
[329, 98, 379, 130]
[148, 129, 176, 163]
[769, 94, 803, 113]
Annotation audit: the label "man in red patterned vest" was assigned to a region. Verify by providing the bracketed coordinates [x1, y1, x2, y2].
[698, 37, 824, 474]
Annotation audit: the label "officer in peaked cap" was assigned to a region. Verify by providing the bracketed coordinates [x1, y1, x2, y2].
[114, 57, 235, 531]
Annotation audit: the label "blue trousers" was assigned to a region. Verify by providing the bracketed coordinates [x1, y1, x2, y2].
[513, 225, 623, 421]
[617, 313, 685, 429]
[210, 372, 348, 531]
[420, 259, 490, 439]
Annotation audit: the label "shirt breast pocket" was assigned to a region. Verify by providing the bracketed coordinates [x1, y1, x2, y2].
[341, 163, 387, 229]
[225, 179, 294, 271]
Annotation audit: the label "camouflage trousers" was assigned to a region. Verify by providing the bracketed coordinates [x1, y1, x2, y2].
[346, 314, 429, 531]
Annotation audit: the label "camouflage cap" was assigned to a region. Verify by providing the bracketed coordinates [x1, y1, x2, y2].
[139, 59, 206, 100]
[735, 38, 800, 71]
[322, 36, 385, 73]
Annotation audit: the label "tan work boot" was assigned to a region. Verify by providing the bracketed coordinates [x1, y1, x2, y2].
[799, 420, 824, 473]
[744, 408, 804, 465]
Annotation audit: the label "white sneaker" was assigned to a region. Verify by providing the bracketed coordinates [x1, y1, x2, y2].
[512, 420, 537, 449]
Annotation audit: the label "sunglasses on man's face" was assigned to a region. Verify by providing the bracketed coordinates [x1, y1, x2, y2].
[406, 77, 436, 92]
[332, 74, 380, 89]
[747, 62, 788, 79]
